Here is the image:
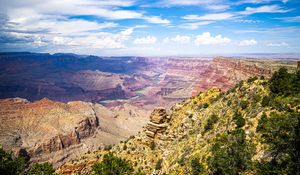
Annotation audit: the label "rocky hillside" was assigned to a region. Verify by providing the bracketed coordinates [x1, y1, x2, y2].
[0, 98, 150, 168]
[59, 68, 299, 175]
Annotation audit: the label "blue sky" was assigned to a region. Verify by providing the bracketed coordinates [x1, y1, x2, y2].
[0, 0, 300, 56]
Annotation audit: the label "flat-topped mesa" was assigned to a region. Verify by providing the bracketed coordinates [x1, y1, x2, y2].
[145, 108, 170, 140]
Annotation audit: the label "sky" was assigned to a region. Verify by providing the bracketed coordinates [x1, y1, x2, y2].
[0, 0, 300, 56]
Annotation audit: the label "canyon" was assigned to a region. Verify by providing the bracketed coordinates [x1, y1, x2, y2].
[0, 52, 297, 167]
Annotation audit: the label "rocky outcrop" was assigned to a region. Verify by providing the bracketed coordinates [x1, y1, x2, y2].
[145, 108, 170, 141]
[0, 97, 151, 167]
[0, 98, 100, 166]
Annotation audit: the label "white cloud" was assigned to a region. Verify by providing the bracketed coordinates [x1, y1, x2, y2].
[16, 19, 117, 35]
[133, 36, 157, 44]
[51, 28, 134, 49]
[159, 0, 222, 6]
[235, 19, 261, 23]
[237, 0, 288, 4]
[206, 5, 230, 11]
[194, 32, 231, 45]
[1, 0, 174, 51]
[5, 0, 143, 20]
[239, 39, 257, 46]
[267, 42, 288, 47]
[170, 35, 191, 44]
[144, 16, 170, 24]
[180, 21, 214, 30]
[163, 37, 169, 44]
[239, 5, 290, 15]
[277, 16, 300, 22]
[2, 0, 170, 31]
[183, 13, 235, 21]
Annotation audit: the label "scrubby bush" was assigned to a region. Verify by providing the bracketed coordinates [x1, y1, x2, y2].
[27, 162, 56, 175]
[233, 112, 245, 128]
[227, 100, 232, 106]
[208, 129, 254, 175]
[240, 100, 248, 110]
[92, 152, 134, 175]
[204, 114, 218, 132]
[253, 93, 261, 103]
[247, 76, 258, 84]
[261, 96, 271, 107]
[0, 147, 26, 175]
[123, 144, 127, 150]
[149, 141, 156, 150]
[0, 147, 56, 175]
[256, 111, 300, 174]
[134, 169, 145, 175]
[155, 159, 163, 170]
[190, 157, 205, 175]
[269, 68, 300, 96]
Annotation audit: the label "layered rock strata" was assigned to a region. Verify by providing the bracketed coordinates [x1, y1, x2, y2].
[145, 108, 170, 140]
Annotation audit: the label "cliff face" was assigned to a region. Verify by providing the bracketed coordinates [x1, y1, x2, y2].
[0, 98, 99, 165]
[0, 98, 150, 167]
[213, 57, 272, 77]
[59, 76, 299, 175]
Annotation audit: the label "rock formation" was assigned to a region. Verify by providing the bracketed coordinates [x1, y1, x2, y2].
[0, 98, 150, 167]
[145, 108, 170, 140]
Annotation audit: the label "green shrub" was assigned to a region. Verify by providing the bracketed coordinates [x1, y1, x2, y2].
[150, 141, 155, 150]
[261, 96, 271, 107]
[191, 157, 205, 175]
[155, 159, 163, 170]
[247, 76, 258, 84]
[134, 169, 145, 175]
[123, 144, 127, 150]
[177, 157, 185, 166]
[227, 100, 232, 106]
[253, 93, 261, 102]
[240, 100, 248, 110]
[233, 112, 245, 128]
[203, 103, 209, 108]
[208, 129, 254, 175]
[269, 68, 300, 96]
[0, 147, 57, 175]
[204, 114, 218, 132]
[92, 153, 134, 175]
[256, 111, 300, 174]
[0, 147, 26, 175]
[27, 163, 56, 175]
